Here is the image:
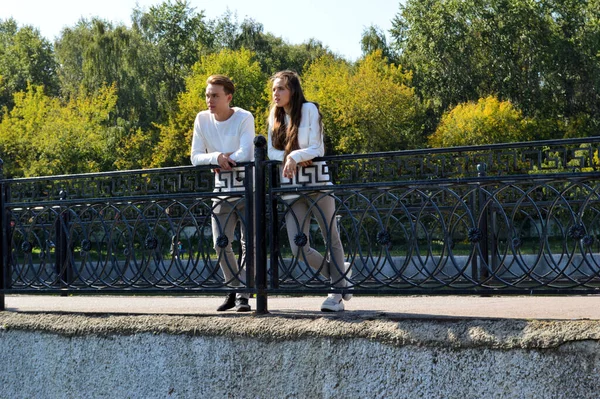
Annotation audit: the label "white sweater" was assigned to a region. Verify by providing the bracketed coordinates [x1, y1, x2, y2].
[267, 102, 324, 163]
[190, 107, 255, 191]
[267, 102, 330, 187]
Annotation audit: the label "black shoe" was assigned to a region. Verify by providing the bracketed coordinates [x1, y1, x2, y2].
[235, 297, 251, 312]
[217, 293, 236, 311]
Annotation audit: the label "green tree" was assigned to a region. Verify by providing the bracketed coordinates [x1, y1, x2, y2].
[391, 0, 600, 138]
[360, 25, 395, 62]
[132, 0, 213, 114]
[147, 48, 266, 168]
[429, 96, 532, 147]
[55, 18, 158, 131]
[0, 84, 118, 177]
[209, 13, 332, 75]
[303, 51, 426, 155]
[0, 19, 58, 114]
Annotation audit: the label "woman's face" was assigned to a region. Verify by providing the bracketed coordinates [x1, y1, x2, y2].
[272, 78, 291, 109]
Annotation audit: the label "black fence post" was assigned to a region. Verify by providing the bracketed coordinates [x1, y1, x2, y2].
[0, 159, 4, 310]
[477, 163, 490, 283]
[268, 163, 279, 289]
[254, 136, 268, 314]
[56, 190, 72, 293]
[244, 163, 255, 291]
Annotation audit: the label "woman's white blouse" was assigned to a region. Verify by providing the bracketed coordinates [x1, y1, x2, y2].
[267, 102, 324, 163]
[267, 102, 330, 188]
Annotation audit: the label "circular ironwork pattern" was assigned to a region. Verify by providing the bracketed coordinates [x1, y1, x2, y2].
[216, 234, 229, 248]
[81, 239, 92, 252]
[568, 224, 586, 240]
[144, 236, 158, 250]
[294, 233, 308, 247]
[21, 241, 32, 253]
[6, 144, 600, 295]
[467, 228, 482, 243]
[376, 230, 391, 246]
[582, 235, 595, 247]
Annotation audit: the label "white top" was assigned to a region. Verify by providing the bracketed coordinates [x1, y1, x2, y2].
[190, 107, 255, 192]
[267, 102, 330, 187]
[267, 102, 324, 163]
[191, 107, 255, 165]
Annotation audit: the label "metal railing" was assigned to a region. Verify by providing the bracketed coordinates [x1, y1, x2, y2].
[2, 136, 600, 313]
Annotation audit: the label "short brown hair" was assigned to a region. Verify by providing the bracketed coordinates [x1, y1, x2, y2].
[206, 75, 235, 95]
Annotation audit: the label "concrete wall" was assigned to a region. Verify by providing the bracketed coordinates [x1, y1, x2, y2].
[1, 313, 599, 398]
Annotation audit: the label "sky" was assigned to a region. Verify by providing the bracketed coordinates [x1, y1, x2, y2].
[0, 0, 402, 61]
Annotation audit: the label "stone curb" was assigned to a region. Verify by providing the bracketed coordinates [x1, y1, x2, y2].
[2, 311, 600, 351]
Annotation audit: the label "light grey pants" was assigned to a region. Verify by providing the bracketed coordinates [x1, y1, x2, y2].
[211, 199, 247, 296]
[284, 192, 347, 288]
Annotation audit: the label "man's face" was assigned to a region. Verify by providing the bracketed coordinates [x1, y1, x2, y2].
[205, 83, 231, 115]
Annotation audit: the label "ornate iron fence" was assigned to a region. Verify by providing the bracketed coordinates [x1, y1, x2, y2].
[2, 136, 600, 313]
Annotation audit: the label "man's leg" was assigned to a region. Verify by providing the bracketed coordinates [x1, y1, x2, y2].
[212, 200, 250, 311]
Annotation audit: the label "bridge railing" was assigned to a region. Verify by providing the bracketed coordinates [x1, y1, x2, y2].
[2, 136, 600, 312]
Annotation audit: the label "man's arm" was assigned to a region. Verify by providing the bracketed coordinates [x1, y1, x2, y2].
[190, 114, 220, 166]
[228, 113, 255, 163]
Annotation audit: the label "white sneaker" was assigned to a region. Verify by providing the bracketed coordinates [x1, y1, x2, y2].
[342, 262, 353, 301]
[321, 294, 344, 312]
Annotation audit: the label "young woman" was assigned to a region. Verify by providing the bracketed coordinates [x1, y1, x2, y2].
[268, 70, 352, 312]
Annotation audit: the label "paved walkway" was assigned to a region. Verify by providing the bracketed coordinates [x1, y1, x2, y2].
[4, 294, 600, 320]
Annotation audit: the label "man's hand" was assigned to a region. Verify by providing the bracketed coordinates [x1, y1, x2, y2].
[217, 152, 236, 171]
[298, 160, 313, 167]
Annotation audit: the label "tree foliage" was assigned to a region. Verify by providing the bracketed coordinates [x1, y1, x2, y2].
[429, 96, 532, 147]
[391, 0, 600, 137]
[132, 0, 212, 114]
[211, 15, 333, 76]
[0, 0, 598, 177]
[55, 18, 156, 131]
[0, 84, 117, 177]
[303, 50, 426, 155]
[0, 19, 58, 114]
[360, 25, 396, 62]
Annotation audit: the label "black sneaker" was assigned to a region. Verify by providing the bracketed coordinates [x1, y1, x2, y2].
[235, 297, 251, 312]
[217, 293, 236, 311]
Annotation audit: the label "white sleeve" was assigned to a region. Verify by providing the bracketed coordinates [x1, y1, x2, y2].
[288, 103, 324, 163]
[190, 114, 220, 165]
[228, 113, 255, 162]
[267, 109, 285, 161]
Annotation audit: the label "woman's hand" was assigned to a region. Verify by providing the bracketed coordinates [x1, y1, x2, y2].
[283, 157, 297, 179]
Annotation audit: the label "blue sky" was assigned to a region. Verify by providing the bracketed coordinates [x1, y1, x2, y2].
[1, 0, 402, 61]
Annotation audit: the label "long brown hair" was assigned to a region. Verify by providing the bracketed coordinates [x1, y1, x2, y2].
[270, 70, 322, 158]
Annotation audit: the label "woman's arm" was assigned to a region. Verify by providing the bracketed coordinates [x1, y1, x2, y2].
[287, 103, 324, 163]
[267, 109, 285, 161]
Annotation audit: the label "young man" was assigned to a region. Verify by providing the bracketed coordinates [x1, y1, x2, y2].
[190, 75, 255, 312]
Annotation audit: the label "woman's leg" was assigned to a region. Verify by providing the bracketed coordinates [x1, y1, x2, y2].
[309, 193, 347, 288]
[284, 196, 329, 279]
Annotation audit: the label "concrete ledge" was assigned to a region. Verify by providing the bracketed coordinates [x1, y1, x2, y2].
[2, 311, 600, 350]
[3, 301, 600, 398]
